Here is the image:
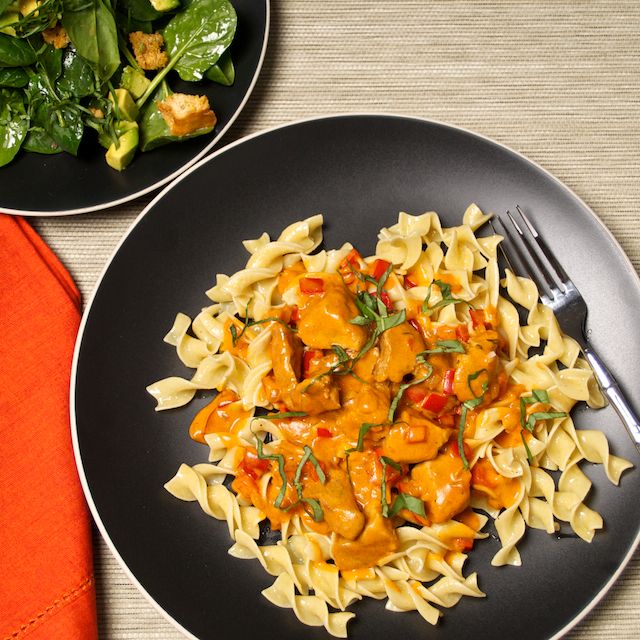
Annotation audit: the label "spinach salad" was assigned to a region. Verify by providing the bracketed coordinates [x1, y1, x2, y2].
[0, 0, 236, 170]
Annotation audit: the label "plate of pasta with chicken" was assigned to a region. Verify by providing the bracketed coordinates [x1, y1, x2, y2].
[72, 115, 640, 640]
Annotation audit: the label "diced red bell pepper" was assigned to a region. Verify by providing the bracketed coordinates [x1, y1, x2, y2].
[404, 274, 418, 289]
[405, 385, 427, 404]
[378, 290, 394, 311]
[449, 439, 472, 460]
[372, 259, 391, 281]
[443, 368, 455, 395]
[469, 309, 486, 329]
[343, 248, 363, 268]
[303, 349, 323, 377]
[305, 459, 327, 482]
[451, 537, 474, 552]
[338, 248, 365, 284]
[317, 427, 332, 438]
[300, 277, 325, 294]
[455, 324, 470, 342]
[438, 413, 455, 428]
[421, 393, 448, 413]
[239, 449, 270, 480]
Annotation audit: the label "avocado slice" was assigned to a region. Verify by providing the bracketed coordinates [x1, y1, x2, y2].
[119, 66, 150, 101]
[105, 122, 139, 171]
[18, 0, 37, 16]
[0, 11, 19, 35]
[149, 0, 179, 11]
[109, 88, 139, 122]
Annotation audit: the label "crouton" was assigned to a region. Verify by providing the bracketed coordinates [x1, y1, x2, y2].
[129, 31, 168, 71]
[42, 23, 70, 49]
[157, 93, 217, 137]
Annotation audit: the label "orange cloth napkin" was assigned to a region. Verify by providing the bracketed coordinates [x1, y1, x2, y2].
[0, 215, 97, 640]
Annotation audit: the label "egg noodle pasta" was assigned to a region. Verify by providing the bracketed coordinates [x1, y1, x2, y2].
[147, 205, 631, 637]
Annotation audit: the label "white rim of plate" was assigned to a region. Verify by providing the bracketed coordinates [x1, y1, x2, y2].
[70, 112, 640, 640]
[3, 0, 271, 218]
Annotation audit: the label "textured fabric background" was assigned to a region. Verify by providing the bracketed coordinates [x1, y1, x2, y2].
[29, 1, 639, 637]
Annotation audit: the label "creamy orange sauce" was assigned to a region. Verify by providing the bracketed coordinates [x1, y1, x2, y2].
[189, 254, 539, 572]
[471, 458, 521, 509]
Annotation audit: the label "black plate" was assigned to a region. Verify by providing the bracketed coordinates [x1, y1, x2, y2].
[1, 0, 268, 216]
[72, 115, 640, 640]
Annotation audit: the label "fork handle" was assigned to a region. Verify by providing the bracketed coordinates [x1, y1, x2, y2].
[584, 346, 640, 453]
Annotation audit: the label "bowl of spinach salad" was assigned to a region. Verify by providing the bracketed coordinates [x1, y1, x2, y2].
[0, 0, 268, 214]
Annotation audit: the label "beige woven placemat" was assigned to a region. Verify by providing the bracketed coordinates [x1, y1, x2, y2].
[30, 1, 640, 637]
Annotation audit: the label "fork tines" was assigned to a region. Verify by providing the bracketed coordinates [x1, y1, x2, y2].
[491, 206, 568, 308]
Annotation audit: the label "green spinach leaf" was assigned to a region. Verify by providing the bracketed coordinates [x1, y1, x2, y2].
[0, 68, 29, 88]
[162, 0, 236, 82]
[138, 80, 212, 151]
[117, 0, 163, 22]
[11, 0, 63, 38]
[0, 32, 37, 67]
[40, 45, 63, 82]
[205, 47, 233, 85]
[58, 46, 96, 97]
[26, 74, 84, 154]
[62, 0, 120, 82]
[23, 126, 62, 154]
[0, 88, 28, 166]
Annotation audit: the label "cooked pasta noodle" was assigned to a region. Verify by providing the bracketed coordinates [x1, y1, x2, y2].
[149, 206, 632, 636]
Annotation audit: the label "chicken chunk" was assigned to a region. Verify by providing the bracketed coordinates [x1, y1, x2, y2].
[297, 275, 368, 351]
[382, 408, 450, 463]
[374, 321, 425, 382]
[403, 444, 471, 523]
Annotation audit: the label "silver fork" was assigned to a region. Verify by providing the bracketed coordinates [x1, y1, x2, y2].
[491, 205, 640, 454]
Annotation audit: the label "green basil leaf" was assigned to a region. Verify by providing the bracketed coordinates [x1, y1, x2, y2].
[349, 422, 386, 453]
[457, 405, 470, 470]
[388, 493, 426, 519]
[521, 430, 533, 464]
[380, 455, 402, 517]
[376, 263, 393, 294]
[299, 497, 324, 522]
[255, 435, 288, 509]
[422, 279, 464, 316]
[380, 455, 402, 472]
[422, 339, 465, 354]
[294, 445, 326, 485]
[377, 308, 406, 333]
[388, 373, 432, 422]
[464, 369, 489, 404]
[525, 411, 567, 431]
[260, 411, 308, 420]
[519, 389, 553, 429]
